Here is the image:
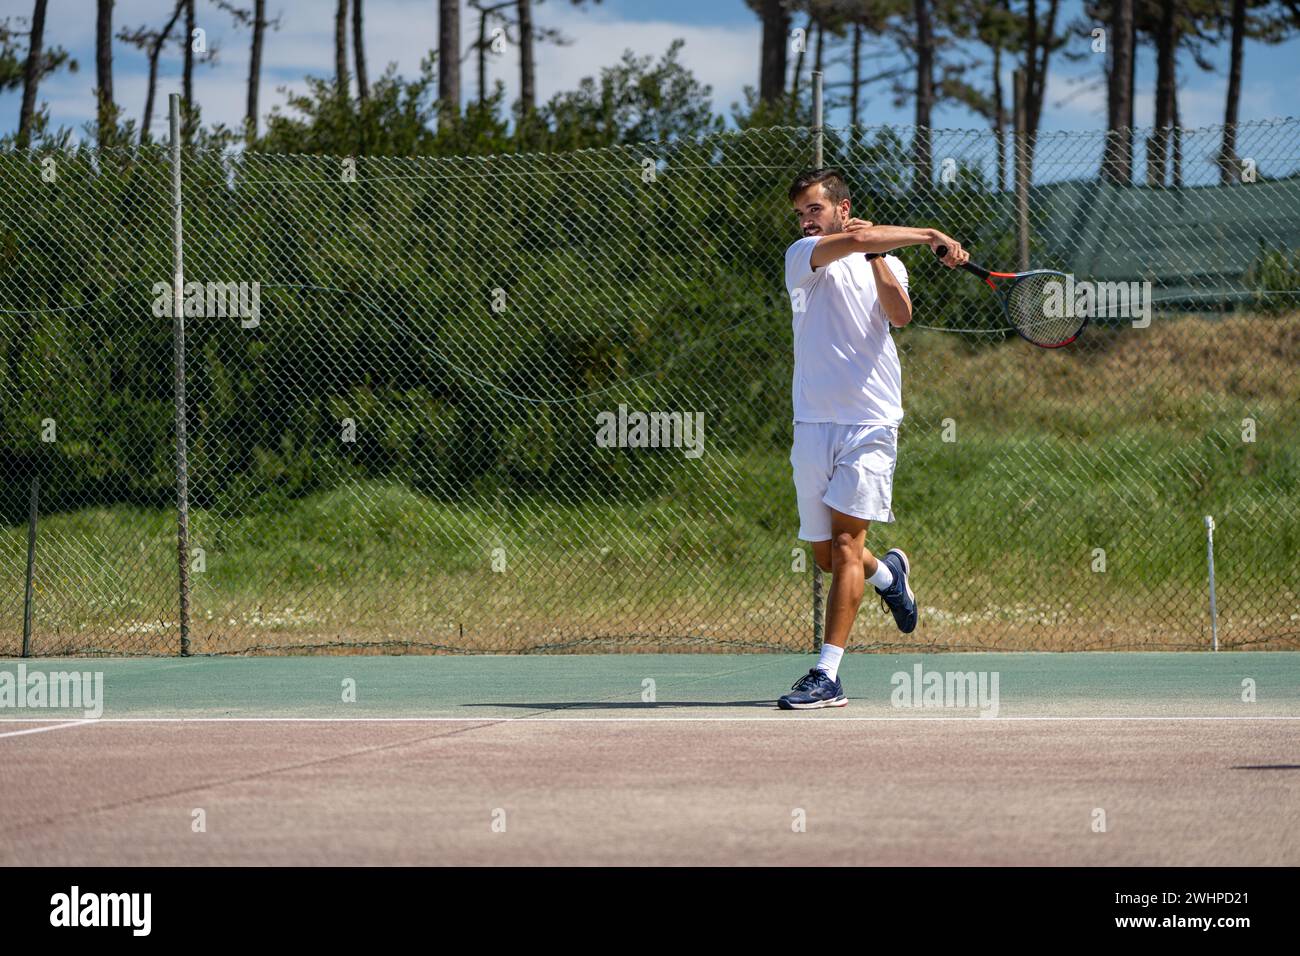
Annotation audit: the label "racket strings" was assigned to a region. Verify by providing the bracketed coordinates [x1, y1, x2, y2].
[1005, 272, 1084, 347]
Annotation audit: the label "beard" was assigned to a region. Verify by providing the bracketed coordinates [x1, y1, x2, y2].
[805, 213, 844, 237]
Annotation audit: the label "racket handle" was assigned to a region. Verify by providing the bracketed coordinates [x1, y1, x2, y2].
[935, 243, 989, 279]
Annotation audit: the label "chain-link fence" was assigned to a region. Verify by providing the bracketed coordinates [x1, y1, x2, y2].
[1, 116, 1297, 655]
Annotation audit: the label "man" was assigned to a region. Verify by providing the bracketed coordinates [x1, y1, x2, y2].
[779, 168, 968, 710]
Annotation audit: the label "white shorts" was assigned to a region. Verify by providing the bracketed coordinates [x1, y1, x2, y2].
[791, 422, 898, 541]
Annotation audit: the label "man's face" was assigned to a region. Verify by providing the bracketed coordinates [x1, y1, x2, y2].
[791, 184, 849, 238]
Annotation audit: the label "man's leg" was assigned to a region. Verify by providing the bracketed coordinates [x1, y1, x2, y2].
[783, 512, 906, 710]
[812, 531, 891, 642]
[812, 542, 885, 585]
[815, 423, 914, 633]
[779, 525, 860, 710]
[822, 509, 870, 649]
[782, 425, 863, 710]
[813, 537, 914, 642]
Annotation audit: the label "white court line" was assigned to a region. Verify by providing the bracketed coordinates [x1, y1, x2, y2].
[0, 720, 98, 738]
[1, 715, 1299, 724]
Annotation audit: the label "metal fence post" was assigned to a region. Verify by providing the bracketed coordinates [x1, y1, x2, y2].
[170, 93, 192, 657]
[1205, 516, 1219, 652]
[22, 476, 38, 657]
[1013, 69, 1029, 272]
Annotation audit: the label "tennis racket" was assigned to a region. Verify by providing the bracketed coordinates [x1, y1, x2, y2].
[933, 245, 1084, 348]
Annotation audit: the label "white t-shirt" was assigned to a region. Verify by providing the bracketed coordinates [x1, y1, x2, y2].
[784, 235, 908, 426]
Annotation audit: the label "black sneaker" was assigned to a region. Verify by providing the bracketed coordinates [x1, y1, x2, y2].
[778, 668, 848, 710]
[875, 548, 918, 633]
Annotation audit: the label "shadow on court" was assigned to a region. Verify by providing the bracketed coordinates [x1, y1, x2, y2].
[1231, 764, 1300, 771]
[463, 700, 778, 710]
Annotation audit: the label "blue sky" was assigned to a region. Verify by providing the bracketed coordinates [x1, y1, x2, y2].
[1, 0, 1296, 140]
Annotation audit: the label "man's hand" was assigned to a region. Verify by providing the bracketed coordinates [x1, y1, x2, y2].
[928, 231, 970, 268]
[845, 218, 890, 260]
[845, 218, 876, 246]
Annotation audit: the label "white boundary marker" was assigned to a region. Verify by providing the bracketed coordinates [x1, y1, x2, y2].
[1, 715, 1299, 724]
[0, 719, 98, 738]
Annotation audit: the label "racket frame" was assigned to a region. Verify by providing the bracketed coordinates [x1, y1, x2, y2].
[936, 247, 1086, 348]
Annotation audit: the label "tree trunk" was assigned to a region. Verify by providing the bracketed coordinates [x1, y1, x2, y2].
[17, 0, 49, 149]
[517, 0, 535, 123]
[993, 43, 1005, 191]
[1023, 0, 1059, 176]
[476, 6, 487, 106]
[1219, 0, 1245, 182]
[143, 0, 185, 142]
[758, 0, 789, 107]
[1127, 5, 1135, 133]
[850, 22, 861, 130]
[1024, 0, 1038, 138]
[353, 0, 369, 102]
[143, 51, 160, 140]
[246, 0, 265, 140]
[914, 0, 934, 184]
[439, 0, 460, 126]
[335, 0, 348, 95]
[1148, 0, 1176, 187]
[96, 1, 115, 142]
[1032, 0, 1060, 138]
[1013, 68, 1029, 270]
[791, 13, 811, 103]
[1103, 0, 1134, 184]
[813, 16, 824, 77]
[1171, 81, 1182, 187]
[183, 0, 195, 141]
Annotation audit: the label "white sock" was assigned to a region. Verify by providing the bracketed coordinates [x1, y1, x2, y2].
[867, 558, 894, 591]
[815, 643, 844, 681]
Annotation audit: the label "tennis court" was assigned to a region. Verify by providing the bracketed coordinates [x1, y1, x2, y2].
[2, 122, 1297, 870]
[3, 653, 1297, 865]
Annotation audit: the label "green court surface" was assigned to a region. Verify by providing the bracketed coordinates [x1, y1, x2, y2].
[4, 653, 1299, 866]
[3, 653, 1297, 720]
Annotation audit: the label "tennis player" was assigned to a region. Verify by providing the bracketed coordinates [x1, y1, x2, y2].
[779, 168, 968, 710]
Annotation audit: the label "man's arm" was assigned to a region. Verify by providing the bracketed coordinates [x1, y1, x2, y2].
[809, 225, 967, 269]
[871, 257, 912, 328]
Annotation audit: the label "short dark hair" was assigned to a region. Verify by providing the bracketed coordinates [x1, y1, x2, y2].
[788, 168, 850, 204]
